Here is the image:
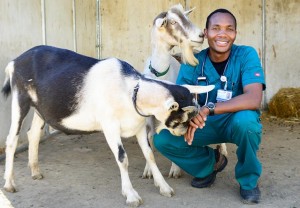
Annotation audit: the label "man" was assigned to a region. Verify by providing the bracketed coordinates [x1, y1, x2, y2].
[153, 8, 266, 204]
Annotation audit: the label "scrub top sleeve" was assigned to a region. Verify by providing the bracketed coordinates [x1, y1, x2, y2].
[241, 47, 266, 90]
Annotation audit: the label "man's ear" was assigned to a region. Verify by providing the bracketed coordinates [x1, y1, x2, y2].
[204, 28, 208, 38]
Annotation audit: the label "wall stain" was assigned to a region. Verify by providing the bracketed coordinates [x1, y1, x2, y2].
[272, 45, 277, 58]
[273, 0, 298, 14]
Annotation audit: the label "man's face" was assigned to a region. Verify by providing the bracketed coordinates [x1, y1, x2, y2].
[204, 12, 237, 55]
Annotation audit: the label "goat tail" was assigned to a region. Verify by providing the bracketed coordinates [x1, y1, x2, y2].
[1, 62, 13, 98]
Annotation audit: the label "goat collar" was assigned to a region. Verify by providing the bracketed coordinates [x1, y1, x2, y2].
[149, 62, 170, 77]
[132, 80, 150, 117]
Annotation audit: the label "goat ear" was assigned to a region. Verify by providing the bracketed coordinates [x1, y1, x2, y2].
[182, 84, 215, 94]
[165, 99, 179, 112]
[175, 4, 184, 11]
[155, 17, 167, 28]
[184, 7, 196, 16]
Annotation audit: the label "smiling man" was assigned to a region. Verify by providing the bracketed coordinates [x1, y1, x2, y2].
[153, 9, 266, 204]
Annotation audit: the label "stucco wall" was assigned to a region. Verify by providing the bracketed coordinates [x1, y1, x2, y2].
[0, 0, 299, 148]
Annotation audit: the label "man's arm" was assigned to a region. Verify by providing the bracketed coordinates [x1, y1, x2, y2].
[214, 83, 263, 114]
[184, 83, 263, 145]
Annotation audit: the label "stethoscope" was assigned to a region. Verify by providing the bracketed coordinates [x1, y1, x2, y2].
[196, 53, 209, 105]
[195, 51, 231, 105]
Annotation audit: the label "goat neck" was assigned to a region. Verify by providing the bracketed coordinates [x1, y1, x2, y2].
[150, 36, 173, 76]
[134, 79, 170, 121]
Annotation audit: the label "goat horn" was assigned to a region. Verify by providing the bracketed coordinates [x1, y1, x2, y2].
[184, 7, 196, 16]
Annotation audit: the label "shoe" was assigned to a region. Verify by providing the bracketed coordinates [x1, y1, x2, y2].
[213, 145, 228, 172]
[191, 171, 217, 188]
[240, 186, 261, 204]
[191, 145, 228, 188]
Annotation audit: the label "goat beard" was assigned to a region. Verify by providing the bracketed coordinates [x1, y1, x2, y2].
[180, 42, 199, 66]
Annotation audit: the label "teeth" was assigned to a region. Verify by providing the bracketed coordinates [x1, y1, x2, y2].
[216, 41, 228, 45]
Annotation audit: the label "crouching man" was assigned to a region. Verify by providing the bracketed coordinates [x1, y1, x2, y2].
[153, 9, 266, 204]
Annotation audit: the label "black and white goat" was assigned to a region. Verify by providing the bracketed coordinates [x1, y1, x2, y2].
[2, 46, 214, 207]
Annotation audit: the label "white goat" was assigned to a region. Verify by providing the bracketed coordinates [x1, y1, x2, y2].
[143, 4, 227, 179]
[2, 46, 214, 207]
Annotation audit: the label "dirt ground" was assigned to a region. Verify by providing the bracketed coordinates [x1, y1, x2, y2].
[0, 114, 299, 208]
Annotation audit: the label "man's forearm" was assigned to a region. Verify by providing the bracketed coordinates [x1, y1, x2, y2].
[214, 83, 263, 114]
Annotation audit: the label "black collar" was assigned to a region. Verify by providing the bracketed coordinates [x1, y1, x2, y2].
[132, 81, 150, 117]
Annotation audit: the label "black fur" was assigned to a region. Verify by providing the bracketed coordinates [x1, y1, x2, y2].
[14, 46, 98, 121]
[1, 80, 11, 98]
[140, 76, 196, 129]
[120, 60, 141, 78]
[118, 144, 126, 163]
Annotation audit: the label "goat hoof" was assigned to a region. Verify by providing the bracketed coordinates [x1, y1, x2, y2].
[141, 173, 153, 179]
[123, 189, 143, 207]
[168, 163, 182, 178]
[126, 199, 143, 207]
[168, 171, 182, 179]
[4, 186, 17, 193]
[32, 173, 44, 180]
[142, 164, 153, 179]
[160, 186, 175, 197]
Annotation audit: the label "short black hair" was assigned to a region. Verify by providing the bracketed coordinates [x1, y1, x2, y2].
[205, 8, 237, 29]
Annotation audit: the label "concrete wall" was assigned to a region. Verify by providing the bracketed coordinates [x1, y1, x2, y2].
[0, 0, 299, 148]
[100, 0, 263, 71]
[0, 0, 43, 148]
[0, 0, 98, 147]
[265, 0, 300, 102]
[100, 0, 185, 70]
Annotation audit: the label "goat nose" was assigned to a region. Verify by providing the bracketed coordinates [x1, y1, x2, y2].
[199, 33, 204, 38]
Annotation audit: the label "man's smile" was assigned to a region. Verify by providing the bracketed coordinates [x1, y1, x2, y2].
[215, 40, 229, 46]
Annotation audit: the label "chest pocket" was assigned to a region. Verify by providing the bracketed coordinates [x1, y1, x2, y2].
[224, 66, 242, 98]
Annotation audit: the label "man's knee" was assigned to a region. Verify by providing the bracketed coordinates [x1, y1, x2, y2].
[231, 110, 261, 131]
[153, 129, 185, 153]
[230, 110, 262, 144]
[153, 129, 170, 152]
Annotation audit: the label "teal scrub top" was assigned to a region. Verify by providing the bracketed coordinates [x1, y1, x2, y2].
[176, 44, 266, 106]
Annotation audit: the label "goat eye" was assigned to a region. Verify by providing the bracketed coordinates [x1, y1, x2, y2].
[172, 120, 180, 127]
[170, 19, 176, 25]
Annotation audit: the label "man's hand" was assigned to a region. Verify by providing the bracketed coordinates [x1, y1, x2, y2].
[184, 107, 209, 145]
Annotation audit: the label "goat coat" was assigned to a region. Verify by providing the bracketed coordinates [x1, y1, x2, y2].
[2, 45, 213, 206]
